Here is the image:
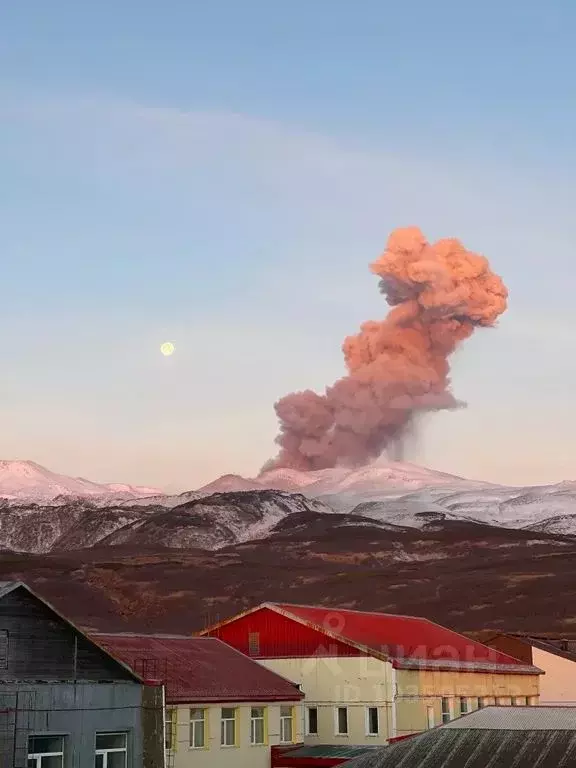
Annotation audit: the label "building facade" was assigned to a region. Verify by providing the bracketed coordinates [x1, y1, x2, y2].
[0, 581, 163, 768]
[201, 603, 542, 743]
[96, 632, 305, 768]
[342, 705, 576, 768]
[484, 633, 576, 705]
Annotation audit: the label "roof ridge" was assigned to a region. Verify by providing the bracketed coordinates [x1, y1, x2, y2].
[269, 601, 428, 621]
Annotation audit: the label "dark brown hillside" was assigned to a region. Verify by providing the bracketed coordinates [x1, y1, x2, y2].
[0, 513, 575, 638]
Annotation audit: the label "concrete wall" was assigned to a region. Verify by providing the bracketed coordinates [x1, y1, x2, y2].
[532, 647, 576, 704]
[167, 701, 303, 768]
[0, 682, 146, 768]
[259, 657, 541, 744]
[260, 656, 394, 746]
[396, 669, 540, 736]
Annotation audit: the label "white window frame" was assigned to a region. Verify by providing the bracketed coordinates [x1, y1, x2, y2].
[221, 707, 237, 747]
[190, 707, 206, 749]
[334, 706, 349, 736]
[441, 697, 452, 724]
[366, 706, 379, 736]
[95, 732, 128, 768]
[306, 706, 318, 736]
[250, 706, 266, 745]
[280, 705, 294, 744]
[27, 735, 65, 768]
[165, 707, 176, 752]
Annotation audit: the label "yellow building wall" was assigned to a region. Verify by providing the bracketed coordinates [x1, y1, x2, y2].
[260, 656, 394, 745]
[395, 669, 540, 736]
[532, 647, 576, 704]
[167, 701, 303, 768]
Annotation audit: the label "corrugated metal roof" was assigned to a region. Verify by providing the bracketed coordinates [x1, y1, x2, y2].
[267, 604, 541, 674]
[281, 745, 381, 759]
[446, 706, 576, 730]
[344, 729, 576, 767]
[96, 633, 304, 704]
[343, 708, 576, 767]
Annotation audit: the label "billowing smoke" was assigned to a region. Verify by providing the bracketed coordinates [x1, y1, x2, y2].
[266, 226, 508, 472]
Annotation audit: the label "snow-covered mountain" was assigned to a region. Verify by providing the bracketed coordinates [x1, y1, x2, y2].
[0, 460, 160, 502]
[3, 458, 576, 548]
[0, 491, 332, 553]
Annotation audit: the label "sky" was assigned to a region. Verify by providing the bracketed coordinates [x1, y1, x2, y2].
[1, 0, 576, 491]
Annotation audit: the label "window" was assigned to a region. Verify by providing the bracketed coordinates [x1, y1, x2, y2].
[165, 708, 176, 751]
[441, 698, 451, 724]
[280, 706, 294, 743]
[248, 632, 260, 656]
[478, 698, 486, 709]
[513, 696, 527, 706]
[460, 697, 469, 715]
[28, 736, 64, 768]
[0, 630, 8, 669]
[190, 708, 206, 749]
[366, 707, 379, 736]
[426, 706, 435, 729]
[221, 708, 237, 747]
[335, 706, 348, 736]
[307, 707, 318, 736]
[94, 733, 127, 768]
[250, 707, 266, 745]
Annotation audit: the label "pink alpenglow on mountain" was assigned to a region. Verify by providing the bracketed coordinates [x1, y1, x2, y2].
[268, 227, 508, 472]
[0, 460, 161, 502]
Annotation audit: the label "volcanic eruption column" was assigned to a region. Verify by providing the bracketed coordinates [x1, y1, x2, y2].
[269, 227, 508, 471]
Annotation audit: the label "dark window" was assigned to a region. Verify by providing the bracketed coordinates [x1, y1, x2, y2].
[367, 707, 379, 735]
[336, 707, 348, 735]
[248, 632, 260, 656]
[307, 707, 318, 735]
[28, 735, 64, 767]
[441, 697, 451, 723]
[0, 631, 8, 669]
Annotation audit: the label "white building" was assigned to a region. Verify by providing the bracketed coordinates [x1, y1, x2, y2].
[96, 633, 304, 768]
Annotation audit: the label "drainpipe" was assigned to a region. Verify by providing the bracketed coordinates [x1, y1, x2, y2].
[391, 666, 397, 740]
[161, 685, 167, 768]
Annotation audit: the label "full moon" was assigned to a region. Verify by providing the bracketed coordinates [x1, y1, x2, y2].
[160, 341, 175, 357]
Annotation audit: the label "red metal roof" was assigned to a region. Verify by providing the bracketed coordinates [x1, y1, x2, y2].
[95, 633, 304, 704]
[268, 604, 540, 673]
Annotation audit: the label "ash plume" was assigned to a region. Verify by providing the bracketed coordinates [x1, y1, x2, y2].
[267, 226, 508, 472]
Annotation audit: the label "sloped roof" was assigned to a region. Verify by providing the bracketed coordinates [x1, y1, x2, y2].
[274, 744, 380, 763]
[96, 633, 304, 704]
[486, 632, 576, 664]
[0, 582, 142, 683]
[266, 603, 541, 674]
[343, 708, 576, 768]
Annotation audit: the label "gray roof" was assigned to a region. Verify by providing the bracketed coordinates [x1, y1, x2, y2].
[394, 658, 540, 675]
[0, 581, 20, 599]
[344, 708, 576, 768]
[445, 706, 576, 730]
[280, 744, 381, 759]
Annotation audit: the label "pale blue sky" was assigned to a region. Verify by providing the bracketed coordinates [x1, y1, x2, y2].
[1, 1, 575, 490]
